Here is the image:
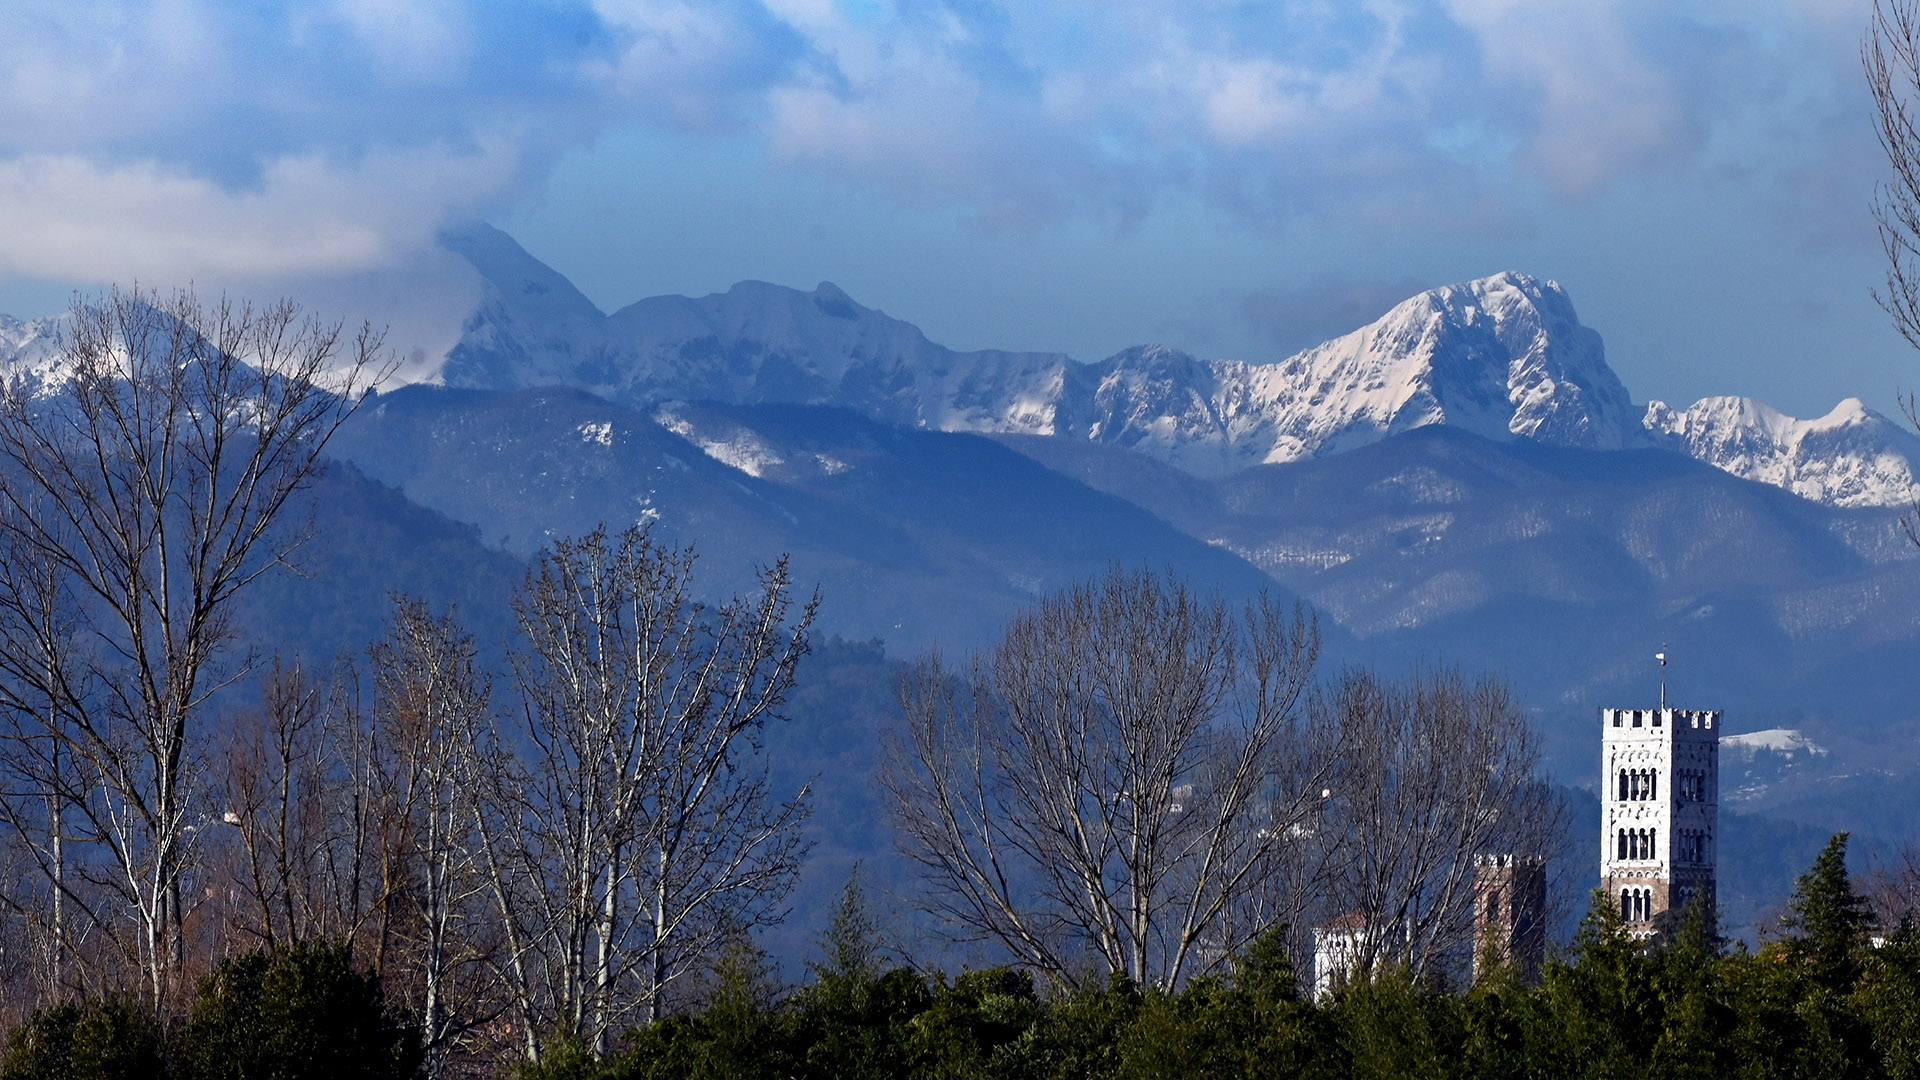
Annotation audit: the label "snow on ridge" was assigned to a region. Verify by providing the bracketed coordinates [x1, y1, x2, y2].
[1646, 395, 1920, 508]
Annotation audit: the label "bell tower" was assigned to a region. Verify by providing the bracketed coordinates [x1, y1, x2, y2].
[1600, 707, 1718, 934]
[1472, 854, 1546, 984]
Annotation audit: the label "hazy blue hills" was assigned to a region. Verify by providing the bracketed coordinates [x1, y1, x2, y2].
[326, 384, 1289, 653]
[1005, 426, 1920, 761]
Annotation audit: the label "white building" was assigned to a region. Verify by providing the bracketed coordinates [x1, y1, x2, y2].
[1311, 912, 1369, 1000]
[1600, 707, 1719, 934]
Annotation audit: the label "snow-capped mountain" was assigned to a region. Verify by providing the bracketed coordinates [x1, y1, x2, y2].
[1087, 272, 1645, 472]
[1645, 396, 1920, 508]
[443, 227, 1642, 476]
[441, 224, 1083, 435]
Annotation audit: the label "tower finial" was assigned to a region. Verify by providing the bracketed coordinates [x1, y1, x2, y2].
[1656, 645, 1668, 711]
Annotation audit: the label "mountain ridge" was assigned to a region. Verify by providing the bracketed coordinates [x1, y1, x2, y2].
[432, 226, 1914, 505]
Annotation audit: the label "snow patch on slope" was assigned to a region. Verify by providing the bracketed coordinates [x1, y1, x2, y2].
[1721, 728, 1828, 758]
[655, 404, 785, 478]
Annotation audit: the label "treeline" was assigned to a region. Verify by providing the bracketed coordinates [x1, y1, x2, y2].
[492, 835, 1920, 1080]
[12, 836, 1920, 1079]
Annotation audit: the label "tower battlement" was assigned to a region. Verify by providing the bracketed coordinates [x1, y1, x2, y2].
[1601, 708, 1719, 739]
[1601, 705, 1718, 933]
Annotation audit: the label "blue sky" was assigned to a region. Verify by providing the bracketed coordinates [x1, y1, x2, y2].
[0, 0, 1909, 417]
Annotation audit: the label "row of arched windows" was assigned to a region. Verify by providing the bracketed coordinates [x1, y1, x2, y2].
[1621, 887, 1653, 923]
[1616, 827, 1657, 861]
[1616, 768, 1658, 801]
[1678, 828, 1707, 864]
[1677, 769, 1707, 802]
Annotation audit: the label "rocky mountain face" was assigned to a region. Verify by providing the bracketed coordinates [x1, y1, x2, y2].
[0, 312, 67, 390]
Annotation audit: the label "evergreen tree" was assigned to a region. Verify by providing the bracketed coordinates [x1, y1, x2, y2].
[790, 870, 929, 1079]
[1648, 902, 1729, 1080]
[1783, 833, 1875, 992]
[907, 968, 1042, 1079]
[1525, 889, 1656, 1080]
[694, 931, 790, 1080]
[1116, 926, 1326, 1080]
[1330, 965, 1462, 1080]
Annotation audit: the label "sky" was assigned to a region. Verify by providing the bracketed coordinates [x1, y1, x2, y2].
[0, 0, 1913, 418]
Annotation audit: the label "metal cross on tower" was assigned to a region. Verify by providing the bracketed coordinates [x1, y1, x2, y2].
[1656, 646, 1668, 711]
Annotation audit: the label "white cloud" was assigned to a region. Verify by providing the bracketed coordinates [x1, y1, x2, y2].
[0, 142, 520, 282]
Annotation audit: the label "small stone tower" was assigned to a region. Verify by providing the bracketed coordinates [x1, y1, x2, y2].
[1472, 854, 1546, 983]
[1600, 707, 1718, 934]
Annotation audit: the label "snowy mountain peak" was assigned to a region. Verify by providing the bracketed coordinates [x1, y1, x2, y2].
[1646, 395, 1920, 507]
[1184, 272, 1643, 470]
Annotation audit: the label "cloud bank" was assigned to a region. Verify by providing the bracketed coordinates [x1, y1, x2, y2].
[0, 0, 1878, 288]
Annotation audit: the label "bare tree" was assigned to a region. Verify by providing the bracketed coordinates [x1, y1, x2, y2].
[1861, 840, 1920, 930]
[481, 525, 815, 1057]
[214, 659, 366, 950]
[1312, 668, 1564, 984]
[881, 567, 1328, 991]
[1866, 0, 1920, 552]
[0, 286, 383, 1011]
[367, 598, 495, 1079]
[1871, 0, 1920, 364]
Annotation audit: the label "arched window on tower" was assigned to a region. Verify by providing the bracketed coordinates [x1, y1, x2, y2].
[1618, 830, 1627, 860]
[1619, 769, 1628, 801]
[1650, 771, 1657, 800]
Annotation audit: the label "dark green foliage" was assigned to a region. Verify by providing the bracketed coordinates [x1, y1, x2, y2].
[1331, 965, 1464, 1080]
[787, 870, 932, 1079]
[1647, 903, 1732, 1080]
[908, 968, 1042, 1079]
[171, 940, 421, 1080]
[0, 996, 164, 1080]
[1115, 927, 1326, 1080]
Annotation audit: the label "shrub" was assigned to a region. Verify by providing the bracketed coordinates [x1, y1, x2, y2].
[0, 996, 165, 1080]
[171, 940, 420, 1080]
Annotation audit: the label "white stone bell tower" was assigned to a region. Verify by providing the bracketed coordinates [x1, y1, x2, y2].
[1600, 707, 1718, 934]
